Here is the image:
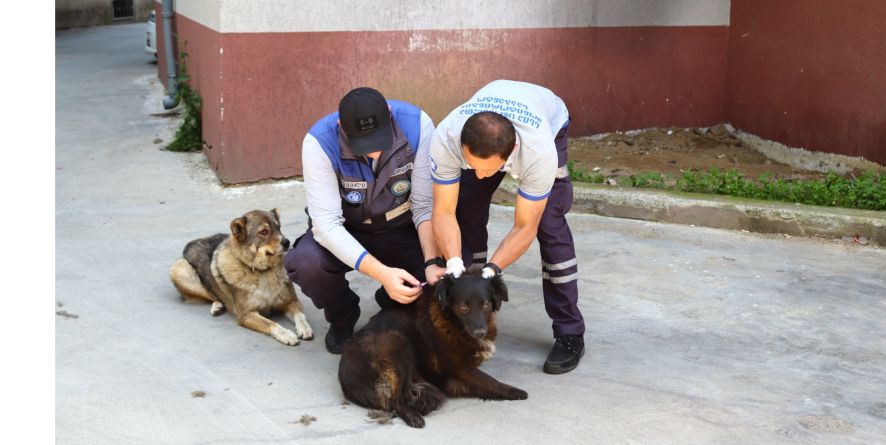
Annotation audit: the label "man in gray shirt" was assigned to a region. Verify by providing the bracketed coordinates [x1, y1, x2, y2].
[284, 87, 445, 354]
[412, 80, 585, 374]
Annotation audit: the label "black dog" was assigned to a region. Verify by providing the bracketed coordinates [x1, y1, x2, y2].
[338, 265, 527, 428]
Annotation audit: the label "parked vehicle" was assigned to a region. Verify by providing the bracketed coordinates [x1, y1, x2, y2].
[145, 10, 157, 58]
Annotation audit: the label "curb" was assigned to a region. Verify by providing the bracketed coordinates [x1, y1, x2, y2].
[494, 178, 886, 246]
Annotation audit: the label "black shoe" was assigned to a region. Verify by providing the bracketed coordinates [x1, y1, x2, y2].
[325, 306, 360, 355]
[543, 335, 585, 374]
[374, 286, 397, 308]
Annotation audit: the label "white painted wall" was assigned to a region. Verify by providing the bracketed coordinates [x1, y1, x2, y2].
[174, 0, 730, 33]
[172, 0, 221, 32]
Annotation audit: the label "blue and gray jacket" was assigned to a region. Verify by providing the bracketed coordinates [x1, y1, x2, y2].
[307, 100, 422, 233]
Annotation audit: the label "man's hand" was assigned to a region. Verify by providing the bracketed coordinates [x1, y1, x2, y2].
[424, 264, 447, 285]
[379, 267, 422, 304]
[481, 262, 501, 279]
[359, 254, 421, 304]
[446, 257, 466, 278]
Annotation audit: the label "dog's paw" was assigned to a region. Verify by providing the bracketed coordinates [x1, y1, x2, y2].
[296, 324, 314, 341]
[292, 314, 314, 340]
[475, 339, 496, 361]
[271, 326, 300, 346]
[298, 328, 314, 341]
[399, 411, 426, 428]
[505, 387, 528, 400]
[210, 301, 226, 316]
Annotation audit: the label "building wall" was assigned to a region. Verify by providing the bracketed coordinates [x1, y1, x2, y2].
[57, 0, 153, 30]
[57, 0, 112, 29]
[726, 0, 886, 164]
[160, 0, 731, 183]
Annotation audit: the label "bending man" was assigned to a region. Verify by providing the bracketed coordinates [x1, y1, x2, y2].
[414, 80, 585, 374]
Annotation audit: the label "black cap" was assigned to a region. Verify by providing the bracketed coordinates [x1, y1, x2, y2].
[338, 87, 393, 156]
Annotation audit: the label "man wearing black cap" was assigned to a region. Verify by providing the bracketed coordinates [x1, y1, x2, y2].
[284, 87, 445, 354]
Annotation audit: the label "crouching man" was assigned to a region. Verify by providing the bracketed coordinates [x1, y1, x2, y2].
[285, 87, 445, 354]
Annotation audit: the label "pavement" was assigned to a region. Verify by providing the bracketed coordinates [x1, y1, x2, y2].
[56, 23, 886, 445]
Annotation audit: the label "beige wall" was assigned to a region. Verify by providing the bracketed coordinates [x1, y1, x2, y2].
[174, 0, 730, 33]
[56, 0, 153, 30]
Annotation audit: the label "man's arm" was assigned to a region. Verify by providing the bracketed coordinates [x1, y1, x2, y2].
[427, 125, 467, 276]
[303, 134, 370, 268]
[487, 150, 557, 273]
[488, 195, 547, 270]
[411, 111, 447, 284]
[432, 181, 462, 264]
[416, 221, 446, 284]
[410, 110, 436, 231]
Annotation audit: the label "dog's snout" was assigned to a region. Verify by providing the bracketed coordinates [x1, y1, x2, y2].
[472, 328, 487, 338]
[281, 237, 291, 250]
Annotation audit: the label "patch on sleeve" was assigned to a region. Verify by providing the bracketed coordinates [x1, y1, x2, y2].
[430, 156, 438, 172]
[345, 191, 364, 204]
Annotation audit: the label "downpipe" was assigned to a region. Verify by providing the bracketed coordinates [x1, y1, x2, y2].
[161, 0, 178, 109]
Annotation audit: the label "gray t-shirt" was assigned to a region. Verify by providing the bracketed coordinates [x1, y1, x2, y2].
[422, 80, 569, 205]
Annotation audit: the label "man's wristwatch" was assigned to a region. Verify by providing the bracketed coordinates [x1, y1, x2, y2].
[483, 262, 502, 276]
[424, 257, 446, 268]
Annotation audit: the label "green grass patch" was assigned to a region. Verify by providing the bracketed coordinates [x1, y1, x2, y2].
[567, 160, 605, 184]
[570, 164, 886, 211]
[166, 43, 203, 152]
[629, 171, 666, 189]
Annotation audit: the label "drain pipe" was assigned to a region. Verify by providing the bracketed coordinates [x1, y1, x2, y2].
[161, 0, 178, 109]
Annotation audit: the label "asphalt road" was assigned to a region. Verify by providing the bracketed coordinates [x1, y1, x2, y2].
[56, 23, 886, 445]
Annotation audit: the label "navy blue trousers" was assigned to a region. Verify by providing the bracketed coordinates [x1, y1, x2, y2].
[284, 224, 424, 324]
[456, 122, 584, 337]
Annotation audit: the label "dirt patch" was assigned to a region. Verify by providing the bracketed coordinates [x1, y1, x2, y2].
[56, 310, 79, 320]
[190, 390, 206, 398]
[291, 414, 317, 426]
[797, 414, 856, 434]
[568, 125, 873, 182]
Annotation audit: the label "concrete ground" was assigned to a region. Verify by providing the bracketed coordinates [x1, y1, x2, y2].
[56, 24, 886, 444]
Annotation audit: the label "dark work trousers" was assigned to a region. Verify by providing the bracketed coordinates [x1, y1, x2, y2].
[284, 223, 425, 325]
[456, 121, 585, 338]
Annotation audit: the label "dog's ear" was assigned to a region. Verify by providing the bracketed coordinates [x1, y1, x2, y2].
[490, 274, 508, 311]
[230, 216, 248, 242]
[270, 208, 280, 224]
[435, 274, 454, 308]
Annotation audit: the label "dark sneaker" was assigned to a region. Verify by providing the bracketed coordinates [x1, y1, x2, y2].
[543, 335, 585, 374]
[325, 306, 360, 354]
[374, 286, 397, 308]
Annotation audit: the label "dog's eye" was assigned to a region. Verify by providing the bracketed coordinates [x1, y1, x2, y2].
[481, 302, 490, 311]
[259, 229, 269, 236]
[457, 303, 469, 313]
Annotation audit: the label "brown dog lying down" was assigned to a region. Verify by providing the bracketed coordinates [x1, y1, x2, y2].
[169, 209, 313, 345]
[338, 265, 527, 428]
